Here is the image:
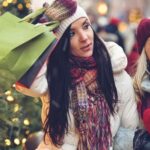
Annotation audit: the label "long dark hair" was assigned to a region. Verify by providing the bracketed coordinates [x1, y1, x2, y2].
[44, 26, 118, 147]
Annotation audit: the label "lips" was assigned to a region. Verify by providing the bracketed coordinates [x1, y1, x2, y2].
[80, 43, 92, 51]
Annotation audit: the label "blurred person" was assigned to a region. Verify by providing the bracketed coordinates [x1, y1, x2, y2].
[16, 0, 139, 149]
[133, 18, 150, 150]
[105, 18, 125, 51]
[126, 42, 140, 76]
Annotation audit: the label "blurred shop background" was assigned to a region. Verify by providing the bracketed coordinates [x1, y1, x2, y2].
[0, 0, 150, 149]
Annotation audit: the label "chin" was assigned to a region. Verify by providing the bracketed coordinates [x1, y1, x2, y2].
[83, 50, 93, 57]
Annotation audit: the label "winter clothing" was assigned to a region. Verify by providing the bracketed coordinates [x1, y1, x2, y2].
[138, 71, 150, 133]
[16, 41, 139, 150]
[69, 55, 111, 149]
[136, 18, 150, 53]
[46, 5, 88, 38]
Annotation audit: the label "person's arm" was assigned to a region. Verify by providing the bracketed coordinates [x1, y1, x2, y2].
[113, 71, 139, 150]
[16, 61, 48, 97]
[105, 41, 127, 73]
[37, 99, 79, 150]
[116, 72, 139, 128]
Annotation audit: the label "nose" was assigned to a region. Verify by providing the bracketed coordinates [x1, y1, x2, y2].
[79, 30, 88, 42]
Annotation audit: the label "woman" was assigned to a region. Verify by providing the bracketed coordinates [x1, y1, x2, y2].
[17, 0, 139, 149]
[133, 18, 150, 150]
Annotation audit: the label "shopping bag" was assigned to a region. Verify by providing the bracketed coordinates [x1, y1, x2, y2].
[0, 9, 59, 88]
[18, 39, 58, 88]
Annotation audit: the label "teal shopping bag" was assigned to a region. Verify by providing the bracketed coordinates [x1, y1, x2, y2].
[0, 9, 59, 88]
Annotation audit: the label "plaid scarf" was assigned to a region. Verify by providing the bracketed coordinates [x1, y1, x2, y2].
[69, 55, 112, 150]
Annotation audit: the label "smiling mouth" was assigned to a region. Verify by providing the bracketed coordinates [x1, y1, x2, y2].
[81, 43, 92, 51]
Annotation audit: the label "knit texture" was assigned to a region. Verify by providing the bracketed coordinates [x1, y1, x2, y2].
[136, 18, 150, 53]
[43, 0, 88, 38]
[69, 55, 112, 150]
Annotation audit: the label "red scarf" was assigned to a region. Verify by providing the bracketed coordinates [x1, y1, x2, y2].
[69, 55, 112, 150]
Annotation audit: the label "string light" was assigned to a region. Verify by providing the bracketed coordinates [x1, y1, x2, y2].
[12, 117, 19, 123]
[7, 0, 13, 3]
[6, 95, 14, 102]
[2, 1, 8, 7]
[12, 84, 16, 88]
[5, 139, 11, 146]
[12, 0, 17, 4]
[25, 3, 31, 9]
[5, 90, 11, 95]
[22, 138, 27, 144]
[14, 104, 20, 112]
[23, 119, 30, 126]
[25, 130, 30, 135]
[14, 138, 20, 145]
[17, 3, 23, 10]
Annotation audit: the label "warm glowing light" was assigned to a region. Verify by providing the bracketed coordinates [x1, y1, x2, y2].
[23, 119, 30, 126]
[25, 130, 30, 135]
[14, 104, 20, 112]
[12, 84, 16, 88]
[12, 0, 17, 4]
[5, 90, 11, 95]
[7, 0, 13, 3]
[2, 1, 8, 7]
[97, 2, 108, 15]
[5, 139, 11, 146]
[14, 138, 20, 145]
[26, 3, 31, 8]
[12, 117, 19, 122]
[6, 95, 14, 102]
[22, 138, 27, 144]
[118, 22, 128, 32]
[17, 3, 23, 10]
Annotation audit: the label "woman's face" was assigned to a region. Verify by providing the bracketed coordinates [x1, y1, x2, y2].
[145, 37, 150, 60]
[69, 17, 94, 57]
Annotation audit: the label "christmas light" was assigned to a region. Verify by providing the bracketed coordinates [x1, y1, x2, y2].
[5, 139, 11, 146]
[97, 2, 108, 15]
[5, 90, 11, 95]
[14, 104, 20, 112]
[17, 3, 23, 10]
[25, 130, 30, 135]
[6, 95, 14, 102]
[14, 138, 20, 145]
[12, 84, 16, 88]
[7, 0, 13, 3]
[2, 1, 8, 7]
[22, 138, 27, 144]
[23, 119, 30, 126]
[25, 3, 31, 9]
[12, 117, 19, 123]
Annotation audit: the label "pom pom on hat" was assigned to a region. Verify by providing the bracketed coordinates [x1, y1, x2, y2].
[136, 18, 150, 53]
[44, 0, 77, 21]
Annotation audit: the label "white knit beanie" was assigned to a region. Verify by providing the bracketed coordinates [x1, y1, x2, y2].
[43, 0, 89, 38]
[54, 6, 88, 38]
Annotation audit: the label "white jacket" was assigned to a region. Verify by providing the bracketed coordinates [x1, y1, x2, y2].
[16, 42, 139, 150]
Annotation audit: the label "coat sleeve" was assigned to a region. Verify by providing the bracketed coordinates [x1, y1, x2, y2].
[112, 71, 139, 150]
[15, 61, 48, 97]
[105, 41, 127, 73]
[115, 71, 139, 129]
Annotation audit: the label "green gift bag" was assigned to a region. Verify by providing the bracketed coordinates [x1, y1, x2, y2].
[0, 9, 59, 88]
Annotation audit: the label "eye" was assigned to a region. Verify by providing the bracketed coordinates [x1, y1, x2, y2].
[83, 22, 90, 29]
[69, 30, 75, 37]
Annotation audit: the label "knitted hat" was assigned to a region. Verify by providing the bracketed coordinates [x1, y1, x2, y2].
[44, 0, 88, 38]
[136, 18, 150, 53]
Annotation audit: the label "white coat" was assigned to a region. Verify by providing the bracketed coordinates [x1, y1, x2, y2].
[16, 42, 139, 150]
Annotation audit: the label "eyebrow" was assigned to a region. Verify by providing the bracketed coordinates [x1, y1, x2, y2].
[70, 18, 89, 31]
